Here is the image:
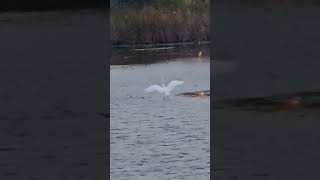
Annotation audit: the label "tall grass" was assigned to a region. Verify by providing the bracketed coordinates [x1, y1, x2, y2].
[111, 0, 209, 45]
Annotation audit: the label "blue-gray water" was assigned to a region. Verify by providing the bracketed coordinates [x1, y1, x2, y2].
[111, 53, 210, 180]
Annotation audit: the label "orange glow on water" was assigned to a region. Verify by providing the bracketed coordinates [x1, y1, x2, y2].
[280, 98, 303, 110]
[197, 51, 203, 62]
[198, 51, 203, 58]
[289, 99, 301, 106]
[194, 91, 205, 96]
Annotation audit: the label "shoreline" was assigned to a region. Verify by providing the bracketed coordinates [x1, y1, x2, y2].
[112, 41, 211, 48]
[111, 44, 210, 65]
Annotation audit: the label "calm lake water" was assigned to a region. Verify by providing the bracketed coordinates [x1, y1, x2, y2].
[111, 46, 210, 180]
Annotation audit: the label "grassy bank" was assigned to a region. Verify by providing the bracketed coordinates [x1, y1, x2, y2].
[111, 0, 209, 45]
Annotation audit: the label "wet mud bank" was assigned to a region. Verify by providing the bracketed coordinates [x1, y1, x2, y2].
[177, 90, 210, 97]
[214, 90, 320, 112]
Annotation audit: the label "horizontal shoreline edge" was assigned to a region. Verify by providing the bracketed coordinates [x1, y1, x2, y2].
[112, 41, 211, 48]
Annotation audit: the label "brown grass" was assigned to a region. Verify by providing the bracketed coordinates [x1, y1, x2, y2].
[111, 6, 209, 45]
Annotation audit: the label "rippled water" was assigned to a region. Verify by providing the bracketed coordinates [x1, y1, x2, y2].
[111, 51, 210, 180]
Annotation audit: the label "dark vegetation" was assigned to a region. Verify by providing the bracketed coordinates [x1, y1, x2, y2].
[111, 0, 210, 45]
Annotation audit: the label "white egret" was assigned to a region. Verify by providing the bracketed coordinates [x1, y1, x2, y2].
[144, 80, 184, 96]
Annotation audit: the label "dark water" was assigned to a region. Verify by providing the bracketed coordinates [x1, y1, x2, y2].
[111, 47, 210, 180]
[0, 12, 108, 180]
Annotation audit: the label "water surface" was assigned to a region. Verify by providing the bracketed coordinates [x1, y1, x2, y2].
[111, 47, 210, 180]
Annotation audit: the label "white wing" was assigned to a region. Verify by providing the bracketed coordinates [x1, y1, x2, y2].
[166, 80, 184, 92]
[144, 85, 164, 93]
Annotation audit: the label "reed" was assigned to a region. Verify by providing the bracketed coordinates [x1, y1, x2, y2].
[111, 0, 209, 45]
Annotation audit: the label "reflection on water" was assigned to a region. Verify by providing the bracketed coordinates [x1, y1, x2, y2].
[214, 90, 320, 112]
[111, 46, 210, 180]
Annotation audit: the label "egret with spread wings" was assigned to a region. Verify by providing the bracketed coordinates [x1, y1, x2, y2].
[144, 80, 184, 96]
